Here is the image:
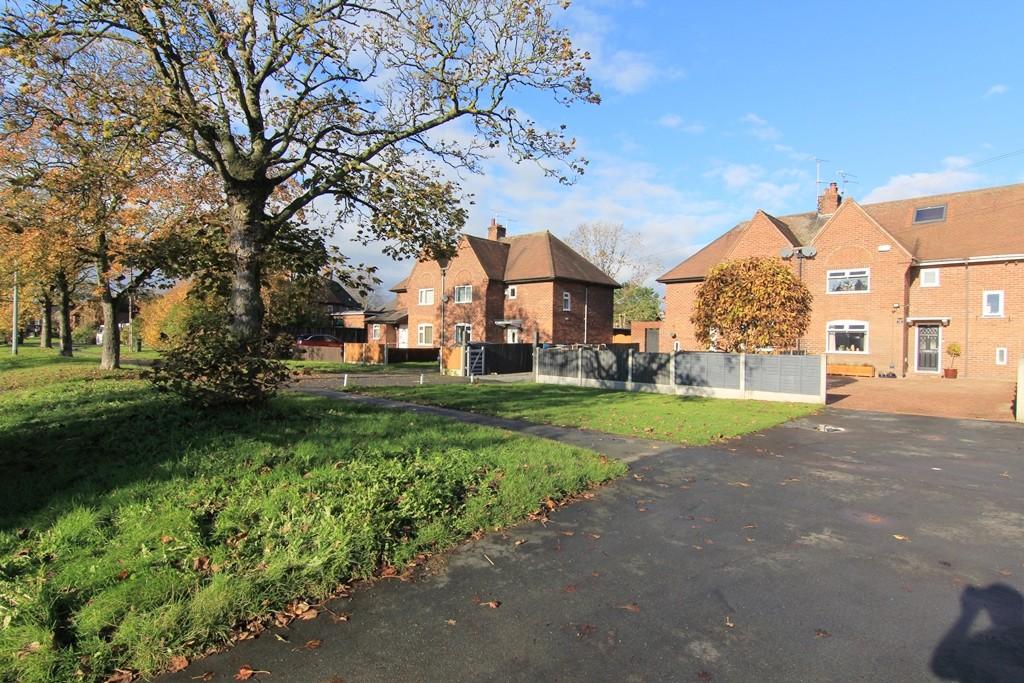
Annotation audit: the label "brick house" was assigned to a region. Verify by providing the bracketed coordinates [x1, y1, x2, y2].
[366, 220, 619, 348]
[658, 182, 1024, 380]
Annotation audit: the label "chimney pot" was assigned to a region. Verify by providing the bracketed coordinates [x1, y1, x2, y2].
[488, 218, 506, 241]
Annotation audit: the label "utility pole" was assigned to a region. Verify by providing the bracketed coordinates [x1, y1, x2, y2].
[11, 269, 19, 355]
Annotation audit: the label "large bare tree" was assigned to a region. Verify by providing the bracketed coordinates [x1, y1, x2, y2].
[565, 220, 659, 285]
[2, 0, 597, 342]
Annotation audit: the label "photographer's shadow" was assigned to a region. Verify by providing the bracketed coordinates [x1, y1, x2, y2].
[931, 583, 1024, 682]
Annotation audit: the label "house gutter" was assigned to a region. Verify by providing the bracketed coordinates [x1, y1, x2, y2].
[915, 253, 1024, 266]
[583, 285, 590, 344]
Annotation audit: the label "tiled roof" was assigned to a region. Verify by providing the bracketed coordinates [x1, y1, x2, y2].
[388, 277, 409, 293]
[365, 299, 407, 324]
[457, 231, 619, 287]
[658, 182, 1024, 282]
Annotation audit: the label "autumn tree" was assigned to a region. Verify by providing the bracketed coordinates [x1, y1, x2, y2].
[2, 0, 597, 353]
[691, 257, 812, 353]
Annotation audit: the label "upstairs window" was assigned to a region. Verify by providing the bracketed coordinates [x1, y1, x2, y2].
[913, 205, 946, 223]
[506, 286, 517, 299]
[562, 291, 572, 311]
[983, 290, 1004, 317]
[418, 288, 434, 305]
[920, 268, 940, 288]
[827, 321, 868, 353]
[371, 324, 381, 340]
[827, 268, 870, 293]
[454, 285, 472, 303]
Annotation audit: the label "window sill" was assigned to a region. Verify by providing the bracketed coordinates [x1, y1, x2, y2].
[827, 291, 871, 295]
[981, 314, 1005, 319]
[828, 350, 869, 355]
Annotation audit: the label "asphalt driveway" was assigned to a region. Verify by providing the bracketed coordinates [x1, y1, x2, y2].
[164, 409, 1023, 683]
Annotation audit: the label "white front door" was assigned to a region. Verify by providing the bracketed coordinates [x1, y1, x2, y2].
[505, 327, 520, 343]
[397, 326, 409, 349]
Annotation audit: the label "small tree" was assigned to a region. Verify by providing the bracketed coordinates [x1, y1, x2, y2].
[691, 257, 811, 353]
[946, 342, 962, 368]
[615, 283, 661, 325]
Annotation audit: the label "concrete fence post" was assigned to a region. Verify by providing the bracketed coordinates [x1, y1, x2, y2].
[1016, 357, 1024, 423]
[819, 354, 828, 405]
[738, 352, 747, 396]
[578, 347, 584, 387]
[627, 349, 634, 390]
[670, 351, 677, 391]
[384, 343, 388, 367]
[533, 346, 540, 382]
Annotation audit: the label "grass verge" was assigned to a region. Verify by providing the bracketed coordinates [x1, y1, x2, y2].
[0, 349, 623, 682]
[358, 383, 820, 445]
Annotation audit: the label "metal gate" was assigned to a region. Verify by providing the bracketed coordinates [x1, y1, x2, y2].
[466, 347, 485, 376]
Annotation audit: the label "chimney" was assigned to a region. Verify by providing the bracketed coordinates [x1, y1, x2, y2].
[487, 217, 506, 241]
[817, 182, 842, 215]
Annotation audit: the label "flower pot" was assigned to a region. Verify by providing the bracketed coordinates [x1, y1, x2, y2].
[943, 368, 958, 379]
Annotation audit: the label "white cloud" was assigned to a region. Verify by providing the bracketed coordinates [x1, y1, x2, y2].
[566, 4, 681, 95]
[740, 112, 781, 141]
[657, 113, 705, 133]
[773, 143, 814, 163]
[706, 162, 807, 211]
[862, 157, 983, 203]
[985, 84, 1009, 97]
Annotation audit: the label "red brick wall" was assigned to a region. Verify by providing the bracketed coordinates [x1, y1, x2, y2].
[802, 202, 913, 374]
[726, 212, 796, 261]
[503, 281, 554, 343]
[662, 281, 702, 351]
[550, 281, 614, 344]
[908, 261, 1023, 379]
[630, 320, 663, 352]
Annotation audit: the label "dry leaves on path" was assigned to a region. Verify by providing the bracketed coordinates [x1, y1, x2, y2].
[616, 603, 641, 613]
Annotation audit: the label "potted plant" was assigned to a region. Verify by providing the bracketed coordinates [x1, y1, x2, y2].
[944, 342, 961, 378]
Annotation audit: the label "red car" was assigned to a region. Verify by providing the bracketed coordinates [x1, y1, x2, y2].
[296, 334, 341, 347]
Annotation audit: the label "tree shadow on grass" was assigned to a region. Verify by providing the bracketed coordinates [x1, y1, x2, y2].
[0, 381, 554, 533]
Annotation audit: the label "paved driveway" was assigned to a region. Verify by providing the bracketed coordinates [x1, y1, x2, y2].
[164, 409, 1023, 683]
[828, 376, 1018, 422]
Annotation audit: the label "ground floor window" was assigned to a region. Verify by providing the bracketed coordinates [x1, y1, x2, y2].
[371, 324, 381, 340]
[827, 321, 868, 353]
[996, 347, 1008, 365]
[454, 323, 472, 345]
[417, 324, 434, 346]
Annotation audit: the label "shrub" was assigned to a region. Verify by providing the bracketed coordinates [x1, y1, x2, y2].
[148, 324, 292, 406]
[138, 282, 192, 350]
[71, 324, 97, 345]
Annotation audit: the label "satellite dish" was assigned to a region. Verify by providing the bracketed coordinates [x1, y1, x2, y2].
[800, 246, 817, 257]
[779, 247, 794, 258]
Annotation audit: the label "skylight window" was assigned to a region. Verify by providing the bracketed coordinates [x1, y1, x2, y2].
[913, 205, 946, 223]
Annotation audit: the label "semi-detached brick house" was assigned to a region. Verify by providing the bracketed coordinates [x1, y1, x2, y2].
[658, 182, 1024, 380]
[366, 220, 619, 348]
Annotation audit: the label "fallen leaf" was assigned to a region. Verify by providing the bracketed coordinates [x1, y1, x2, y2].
[479, 600, 501, 609]
[815, 629, 831, 638]
[234, 665, 270, 680]
[544, 498, 557, 510]
[273, 633, 289, 643]
[563, 584, 577, 593]
[743, 523, 758, 529]
[514, 539, 526, 547]
[636, 507, 648, 513]
[329, 611, 351, 624]
[445, 619, 457, 626]
[160, 535, 174, 544]
[559, 530, 575, 537]
[190, 673, 215, 681]
[727, 482, 751, 488]
[104, 670, 135, 683]
[193, 556, 211, 572]
[303, 639, 322, 650]
[892, 534, 910, 542]
[295, 608, 318, 621]
[16, 642, 41, 659]
[168, 655, 189, 673]
[999, 471, 1011, 479]
[724, 616, 734, 628]
[577, 623, 597, 638]
[616, 603, 641, 613]
[997, 569, 1013, 577]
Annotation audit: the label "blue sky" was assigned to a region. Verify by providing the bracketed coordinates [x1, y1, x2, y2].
[336, 0, 1024, 294]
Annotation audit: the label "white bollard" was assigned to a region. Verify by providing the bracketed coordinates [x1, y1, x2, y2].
[343, 374, 348, 388]
[419, 373, 424, 385]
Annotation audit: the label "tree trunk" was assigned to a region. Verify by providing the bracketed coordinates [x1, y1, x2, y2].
[95, 231, 120, 370]
[99, 292, 120, 370]
[40, 295, 53, 348]
[56, 272, 74, 357]
[227, 191, 267, 341]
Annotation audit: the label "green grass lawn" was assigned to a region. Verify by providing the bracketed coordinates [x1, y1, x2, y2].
[359, 383, 820, 445]
[0, 349, 622, 682]
[286, 359, 437, 374]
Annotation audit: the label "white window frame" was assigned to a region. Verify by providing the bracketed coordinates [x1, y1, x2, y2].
[454, 323, 472, 345]
[416, 323, 434, 346]
[505, 285, 517, 300]
[417, 288, 434, 306]
[982, 290, 1004, 317]
[996, 347, 1008, 366]
[453, 285, 472, 304]
[920, 268, 940, 288]
[505, 327, 520, 343]
[371, 324, 381, 340]
[562, 291, 572, 311]
[826, 320, 869, 354]
[673, 341, 681, 352]
[826, 268, 871, 294]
